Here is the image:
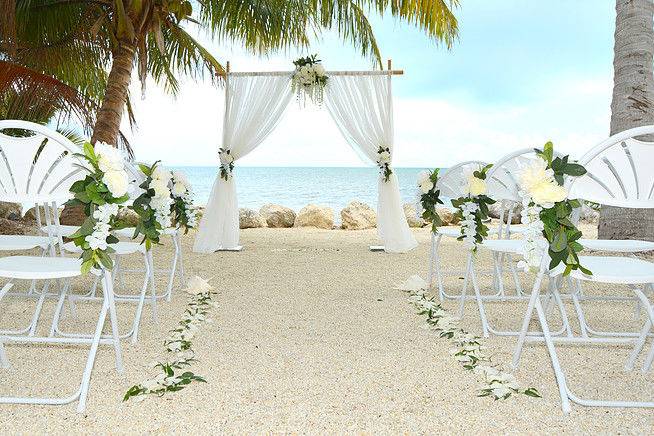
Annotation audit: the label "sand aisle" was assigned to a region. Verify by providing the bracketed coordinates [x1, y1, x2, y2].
[0, 227, 652, 433]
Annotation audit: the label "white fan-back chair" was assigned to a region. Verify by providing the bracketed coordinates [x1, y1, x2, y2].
[0, 120, 123, 412]
[513, 126, 654, 412]
[461, 148, 572, 338]
[426, 161, 502, 301]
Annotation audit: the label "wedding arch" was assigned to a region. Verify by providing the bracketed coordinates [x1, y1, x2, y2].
[193, 59, 418, 254]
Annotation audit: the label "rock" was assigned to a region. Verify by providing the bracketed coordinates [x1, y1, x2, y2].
[117, 207, 140, 227]
[579, 203, 600, 224]
[59, 204, 87, 226]
[403, 203, 425, 228]
[260, 203, 296, 228]
[239, 208, 266, 229]
[340, 201, 376, 230]
[0, 218, 28, 235]
[0, 202, 22, 221]
[435, 207, 460, 226]
[294, 204, 334, 229]
[489, 202, 522, 224]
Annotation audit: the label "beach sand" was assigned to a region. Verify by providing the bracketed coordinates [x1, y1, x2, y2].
[0, 226, 653, 434]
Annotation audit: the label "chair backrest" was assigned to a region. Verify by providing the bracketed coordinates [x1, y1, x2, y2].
[486, 148, 564, 203]
[567, 126, 654, 208]
[0, 120, 83, 205]
[436, 161, 489, 199]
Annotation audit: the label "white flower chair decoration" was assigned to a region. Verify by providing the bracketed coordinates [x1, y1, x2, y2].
[426, 161, 501, 300]
[462, 148, 573, 338]
[512, 125, 654, 413]
[113, 160, 186, 302]
[0, 120, 123, 412]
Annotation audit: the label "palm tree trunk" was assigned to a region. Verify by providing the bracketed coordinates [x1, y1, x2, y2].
[91, 43, 136, 145]
[598, 0, 654, 241]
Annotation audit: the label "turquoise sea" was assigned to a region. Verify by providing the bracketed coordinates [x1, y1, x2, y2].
[170, 166, 432, 213]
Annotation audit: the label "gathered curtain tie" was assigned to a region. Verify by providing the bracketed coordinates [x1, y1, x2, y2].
[218, 147, 235, 180]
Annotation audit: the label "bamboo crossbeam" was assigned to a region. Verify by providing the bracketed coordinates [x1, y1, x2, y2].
[218, 59, 403, 77]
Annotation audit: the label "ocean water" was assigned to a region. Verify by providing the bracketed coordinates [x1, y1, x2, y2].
[170, 166, 432, 215]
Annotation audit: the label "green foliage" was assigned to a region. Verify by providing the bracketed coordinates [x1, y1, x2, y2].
[218, 148, 234, 181]
[533, 143, 591, 276]
[451, 164, 495, 251]
[419, 168, 444, 232]
[376, 145, 392, 182]
[130, 161, 164, 251]
[65, 142, 128, 273]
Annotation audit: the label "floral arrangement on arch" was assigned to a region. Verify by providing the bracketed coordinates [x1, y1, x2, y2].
[451, 164, 495, 251]
[291, 54, 328, 106]
[67, 142, 130, 273]
[130, 162, 173, 250]
[170, 171, 198, 232]
[517, 142, 590, 275]
[218, 148, 234, 181]
[376, 146, 392, 182]
[417, 169, 444, 231]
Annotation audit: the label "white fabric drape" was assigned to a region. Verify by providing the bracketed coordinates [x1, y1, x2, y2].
[325, 75, 417, 253]
[193, 75, 292, 252]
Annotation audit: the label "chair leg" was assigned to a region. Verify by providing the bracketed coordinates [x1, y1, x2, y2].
[469, 255, 489, 338]
[49, 279, 71, 337]
[0, 341, 8, 368]
[102, 272, 123, 373]
[147, 250, 158, 323]
[457, 252, 472, 319]
[629, 288, 654, 372]
[427, 232, 435, 289]
[176, 231, 185, 285]
[512, 271, 545, 369]
[166, 235, 180, 302]
[533, 297, 572, 414]
[129, 253, 152, 345]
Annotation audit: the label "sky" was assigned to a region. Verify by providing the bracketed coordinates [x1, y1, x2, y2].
[124, 0, 616, 168]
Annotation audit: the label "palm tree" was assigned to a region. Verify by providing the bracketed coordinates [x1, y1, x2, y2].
[598, 0, 654, 241]
[4, 0, 460, 146]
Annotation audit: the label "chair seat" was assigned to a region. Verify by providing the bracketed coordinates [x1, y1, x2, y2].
[569, 256, 654, 284]
[579, 239, 654, 253]
[115, 227, 177, 239]
[0, 235, 54, 251]
[63, 241, 146, 255]
[0, 256, 83, 279]
[437, 226, 500, 238]
[41, 224, 79, 237]
[479, 239, 524, 254]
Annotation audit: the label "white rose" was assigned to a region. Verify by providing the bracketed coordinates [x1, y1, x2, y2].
[419, 180, 434, 194]
[417, 170, 431, 185]
[103, 169, 128, 198]
[171, 182, 187, 197]
[468, 177, 487, 197]
[531, 181, 567, 207]
[378, 150, 391, 164]
[519, 159, 554, 192]
[150, 178, 170, 198]
[151, 166, 171, 182]
[313, 63, 326, 77]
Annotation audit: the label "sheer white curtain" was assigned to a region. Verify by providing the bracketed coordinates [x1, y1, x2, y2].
[193, 75, 292, 252]
[325, 75, 417, 253]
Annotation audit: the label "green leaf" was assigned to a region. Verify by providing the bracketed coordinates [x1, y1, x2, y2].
[522, 387, 542, 398]
[551, 231, 568, 252]
[562, 163, 587, 176]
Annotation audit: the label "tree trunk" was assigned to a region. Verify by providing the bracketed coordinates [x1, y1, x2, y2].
[598, 0, 654, 241]
[91, 42, 136, 145]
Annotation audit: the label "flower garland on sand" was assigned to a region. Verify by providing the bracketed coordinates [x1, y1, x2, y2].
[376, 146, 392, 182]
[218, 148, 235, 181]
[291, 54, 328, 106]
[130, 162, 173, 250]
[397, 276, 541, 400]
[67, 142, 129, 273]
[451, 165, 495, 251]
[123, 276, 217, 401]
[170, 171, 198, 232]
[417, 169, 444, 231]
[516, 142, 590, 276]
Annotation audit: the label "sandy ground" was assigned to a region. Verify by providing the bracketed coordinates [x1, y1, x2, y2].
[0, 225, 653, 434]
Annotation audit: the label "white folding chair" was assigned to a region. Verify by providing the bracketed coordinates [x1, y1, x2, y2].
[0, 120, 123, 412]
[460, 149, 572, 337]
[512, 125, 654, 412]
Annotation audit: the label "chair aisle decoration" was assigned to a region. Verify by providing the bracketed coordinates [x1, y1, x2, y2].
[512, 128, 654, 413]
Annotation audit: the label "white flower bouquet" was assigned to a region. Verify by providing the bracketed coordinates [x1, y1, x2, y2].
[129, 161, 173, 250]
[170, 171, 198, 232]
[451, 164, 495, 251]
[291, 54, 328, 106]
[417, 169, 445, 231]
[516, 142, 590, 275]
[66, 142, 130, 273]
